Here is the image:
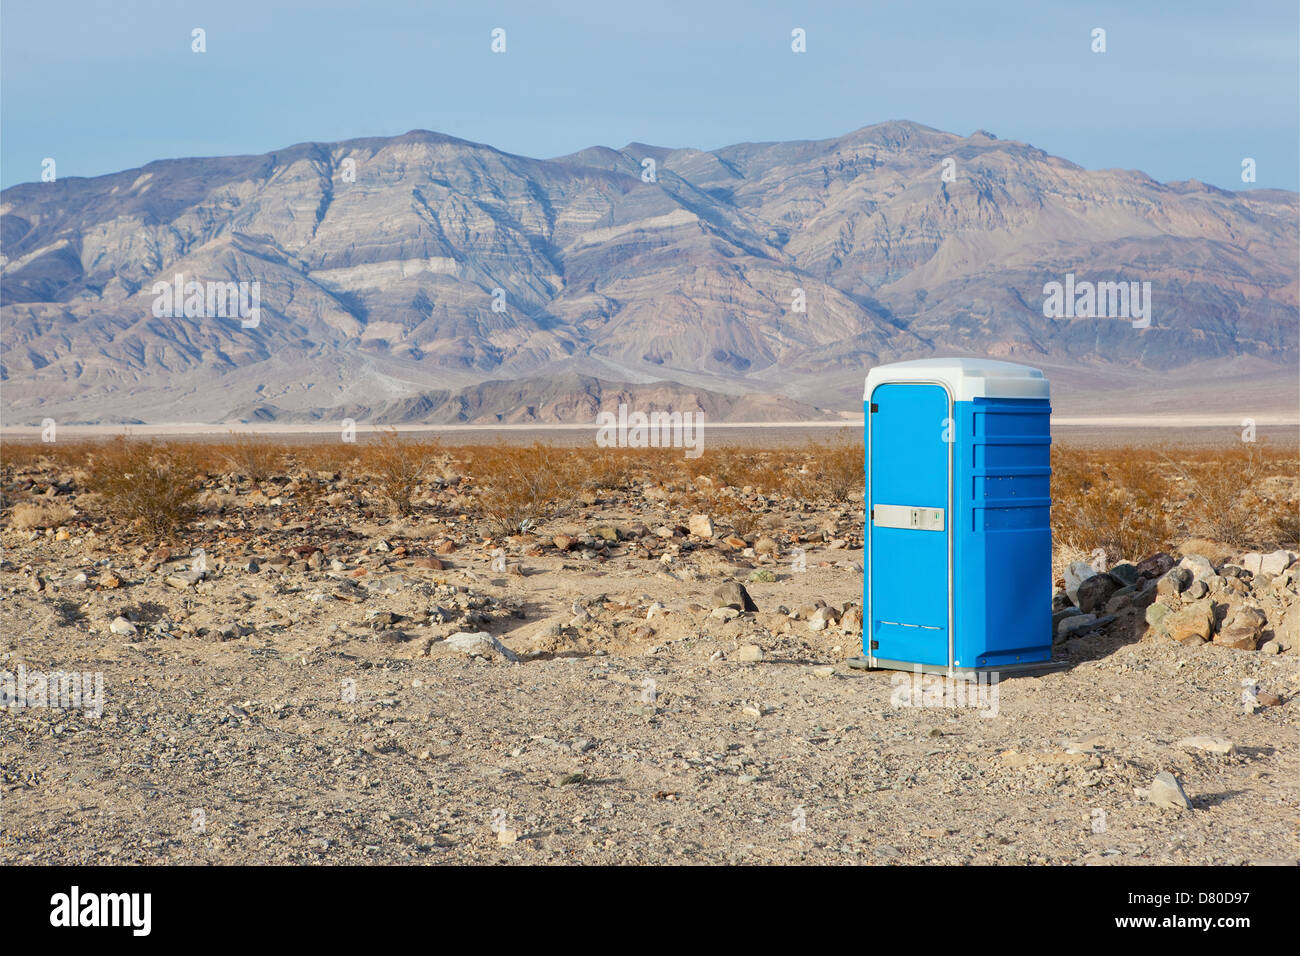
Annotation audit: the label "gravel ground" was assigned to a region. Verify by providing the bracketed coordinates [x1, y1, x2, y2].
[2, 525, 1297, 865]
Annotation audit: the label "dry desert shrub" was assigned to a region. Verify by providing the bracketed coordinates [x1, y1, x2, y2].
[1051, 447, 1174, 562]
[216, 433, 284, 482]
[358, 431, 442, 515]
[9, 500, 76, 529]
[86, 441, 202, 537]
[465, 443, 580, 534]
[792, 438, 863, 503]
[1164, 444, 1288, 551]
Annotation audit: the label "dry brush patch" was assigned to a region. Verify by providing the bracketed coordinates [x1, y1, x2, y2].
[2, 437, 1293, 561]
[84, 441, 204, 538]
[1051, 443, 1298, 564]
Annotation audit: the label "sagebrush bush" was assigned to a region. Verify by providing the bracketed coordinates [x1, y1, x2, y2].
[216, 433, 284, 482]
[360, 431, 441, 515]
[464, 443, 579, 534]
[1051, 446, 1174, 562]
[87, 441, 202, 537]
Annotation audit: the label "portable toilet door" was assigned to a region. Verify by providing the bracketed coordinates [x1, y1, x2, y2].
[863, 358, 1052, 676]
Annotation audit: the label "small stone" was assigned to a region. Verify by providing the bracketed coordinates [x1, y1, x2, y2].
[435, 540, 456, 554]
[109, 616, 137, 636]
[1214, 625, 1259, 651]
[1148, 771, 1193, 810]
[808, 606, 838, 631]
[1185, 579, 1209, 600]
[553, 534, 575, 552]
[712, 581, 757, 612]
[1260, 640, 1281, 655]
[811, 665, 835, 678]
[1260, 550, 1294, 576]
[734, 644, 764, 663]
[442, 631, 519, 662]
[710, 606, 740, 621]
[688, 514, 714, 539]
[1057, 614, 1097, 640]
[165, 570, 202, 589]
[496, 826, 520, 845]
[412, 556, 444, 570]
[839, 605, 864, 634]
[1178, 553, 1216, 585]
[1175, 736, 1235, 755]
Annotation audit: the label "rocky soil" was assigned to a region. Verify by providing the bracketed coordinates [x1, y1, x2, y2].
[1, 469, 1297, 865]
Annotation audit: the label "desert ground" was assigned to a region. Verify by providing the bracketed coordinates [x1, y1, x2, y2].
[0, 432, 1297, 865]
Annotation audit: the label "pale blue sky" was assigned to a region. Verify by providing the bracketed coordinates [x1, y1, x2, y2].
[2, 0, 1297, 190]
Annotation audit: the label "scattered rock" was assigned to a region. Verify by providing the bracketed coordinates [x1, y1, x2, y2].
[442, 631, 519, 662]
[109, 616, 137, 636]
[1156, 567, 1192, 599]
[1064, 561, 1102, 605]
[1148, 771, 1193, 810]
[688, 514, 714, 539]
[712, 581, 757, 612]
[1178, 554, 1216, 585]
[1108, 563, 1140, 588]
[1176, 736, 1235, 755]
[1076, 574, 1120, 614]
[734, 644, 764, 663]
[1164, 598, 1213, 644]
[1135, 552, 1176, 579]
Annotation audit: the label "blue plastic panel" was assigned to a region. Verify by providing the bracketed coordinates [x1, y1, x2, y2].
[866, 383, 950, 666]
[952, 397, 1052, 668]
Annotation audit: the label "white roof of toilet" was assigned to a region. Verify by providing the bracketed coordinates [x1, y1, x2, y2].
[865, 358, 1049, 403]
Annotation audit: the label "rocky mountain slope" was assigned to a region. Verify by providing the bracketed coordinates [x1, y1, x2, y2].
[2, 122, 1295, 424]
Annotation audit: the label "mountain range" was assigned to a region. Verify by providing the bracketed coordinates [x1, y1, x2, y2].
[2, 120, 1296, 425]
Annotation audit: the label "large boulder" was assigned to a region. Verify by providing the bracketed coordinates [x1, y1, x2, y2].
[1064, 561, 1102, 605]
[1163, 598, 1214, 644]
[1076, 574, 1120, 614]
[1156, 567, 1192, 600]
[1108, 563, 1140, 588]
[1178, 554, 1217, 585]
[1135, 552, 1176, 580]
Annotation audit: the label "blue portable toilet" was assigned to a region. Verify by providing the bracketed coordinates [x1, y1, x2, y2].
[863, 358, 1052, 675]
